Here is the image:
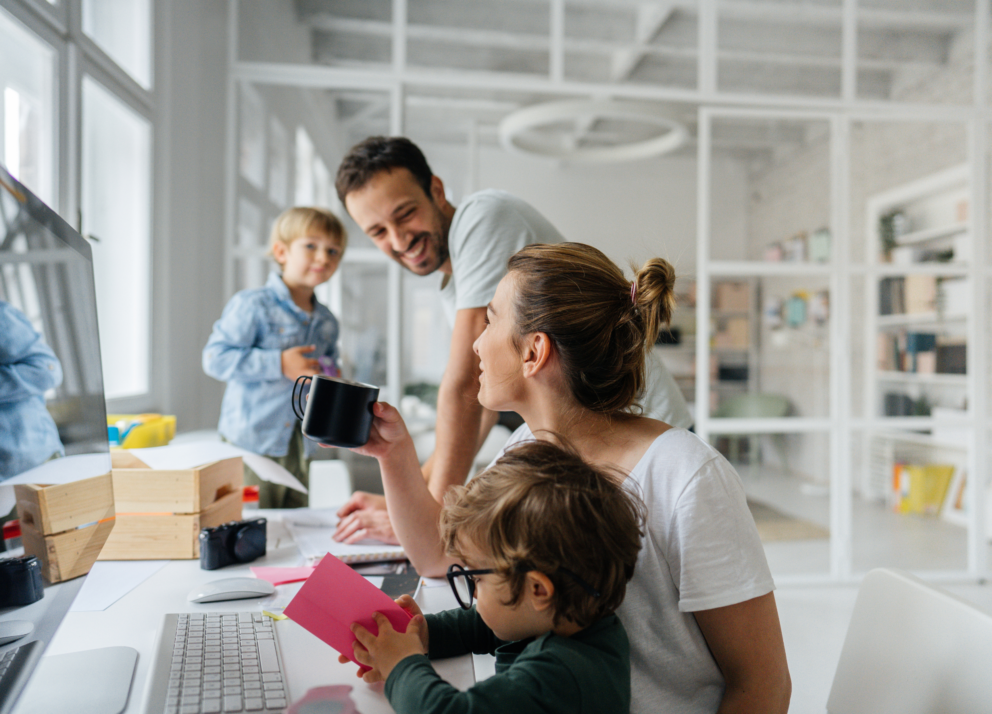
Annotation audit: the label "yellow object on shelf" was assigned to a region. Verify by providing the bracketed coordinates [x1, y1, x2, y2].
[107, 413, 176, 449]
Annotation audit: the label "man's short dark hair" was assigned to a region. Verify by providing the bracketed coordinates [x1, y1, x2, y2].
[335, 136, 434, 205]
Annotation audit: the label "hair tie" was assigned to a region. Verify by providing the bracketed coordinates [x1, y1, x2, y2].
[630, 281, 637, 305]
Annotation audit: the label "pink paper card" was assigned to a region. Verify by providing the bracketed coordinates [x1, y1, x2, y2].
[250, 566, 315, 586]
[283, 554, 412, 670]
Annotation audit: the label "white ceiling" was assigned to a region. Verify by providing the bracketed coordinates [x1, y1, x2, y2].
[280, 0, 975, 161]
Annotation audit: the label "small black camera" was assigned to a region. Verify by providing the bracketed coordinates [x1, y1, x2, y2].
[0, 555, 44, 608]
[199, 518, 267, 571]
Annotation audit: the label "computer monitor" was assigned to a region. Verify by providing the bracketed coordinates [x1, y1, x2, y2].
[0, 163, 122, 714]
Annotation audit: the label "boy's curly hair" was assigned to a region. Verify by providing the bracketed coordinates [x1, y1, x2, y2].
[440, 440, 646, 628]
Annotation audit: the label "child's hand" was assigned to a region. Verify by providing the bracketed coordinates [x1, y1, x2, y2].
[281, 345, 320, 380]
[394, 595, 429, 653]
[349, 612, 427, 683]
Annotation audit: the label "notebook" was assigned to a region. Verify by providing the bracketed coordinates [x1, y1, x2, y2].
[285, 520, 406, 565]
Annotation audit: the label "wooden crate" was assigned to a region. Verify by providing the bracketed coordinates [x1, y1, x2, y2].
[20, 518, 116, 583]
[14, 473, 116, 583]
[98, 488, 243, 560]
[14, 473, 115, 536]
[109, 452, 242, 513]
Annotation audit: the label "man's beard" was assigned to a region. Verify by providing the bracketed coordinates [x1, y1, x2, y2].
[395, 230, 449, 276]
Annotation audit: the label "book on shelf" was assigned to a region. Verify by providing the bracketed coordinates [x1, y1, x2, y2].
[904, 274, 937, 314]
[891, 463, 956, 516]
[877, 330, 963, 375]
[878, 275, 939, 316]
[935, 341, 966, 374]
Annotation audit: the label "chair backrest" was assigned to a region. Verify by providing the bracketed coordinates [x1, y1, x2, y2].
[827, 568, 992, 714]
[712, 393, 790, 419]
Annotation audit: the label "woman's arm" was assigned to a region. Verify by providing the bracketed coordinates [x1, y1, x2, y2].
[348, 402, 458, 577]
[693, 592, 792, 714]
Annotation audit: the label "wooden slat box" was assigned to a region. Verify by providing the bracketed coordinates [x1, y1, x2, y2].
[98, 452, 243, 560]
[14, 473, 116, 583]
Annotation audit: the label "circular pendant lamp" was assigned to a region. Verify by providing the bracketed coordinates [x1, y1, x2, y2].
[498, 99, 689, 164]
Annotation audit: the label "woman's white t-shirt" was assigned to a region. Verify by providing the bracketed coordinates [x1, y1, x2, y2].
[494, 425, 775, 714]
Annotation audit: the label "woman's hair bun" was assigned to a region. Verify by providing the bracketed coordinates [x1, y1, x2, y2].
[632, 258, 677, 346]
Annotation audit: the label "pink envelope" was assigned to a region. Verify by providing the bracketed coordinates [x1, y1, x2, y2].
[250, 566, 315, 586]
[283, 554, 413, 671]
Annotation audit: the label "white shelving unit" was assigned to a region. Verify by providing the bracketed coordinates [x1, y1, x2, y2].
[862, 165, 972, 506]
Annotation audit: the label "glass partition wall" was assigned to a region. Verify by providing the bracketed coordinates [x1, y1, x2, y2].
[228, 0, 991, 583]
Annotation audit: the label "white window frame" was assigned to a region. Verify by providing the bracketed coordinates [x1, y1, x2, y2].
[0, 0, 158, 414]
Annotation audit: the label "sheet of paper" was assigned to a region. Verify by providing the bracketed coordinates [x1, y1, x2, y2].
[250, 566, 316, 586]
[284, 555, 412, 669]
[284, 522, 405, 564]
[128, 441, 306, 493]
[69, 560, 170, 611]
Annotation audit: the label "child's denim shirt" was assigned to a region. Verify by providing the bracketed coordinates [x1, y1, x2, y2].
[1, 301, 65, 480]
[202, 271, 339, 458]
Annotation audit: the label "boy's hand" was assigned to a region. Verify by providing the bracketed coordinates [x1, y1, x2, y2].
[337, 595, 429, 678]
[349, 612, 427, 682]
[281, 345, 320, 380]
[394, 595, 429, 652]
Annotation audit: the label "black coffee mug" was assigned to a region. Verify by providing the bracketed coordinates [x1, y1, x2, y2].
[292, 375, 380, 448]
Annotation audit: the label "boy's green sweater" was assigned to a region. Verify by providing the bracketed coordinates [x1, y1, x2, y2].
[384, 606, 631, 714]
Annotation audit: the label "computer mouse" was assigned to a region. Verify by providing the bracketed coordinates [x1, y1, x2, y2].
[0, 619, 34, 645]
[187, 577, 275, 604]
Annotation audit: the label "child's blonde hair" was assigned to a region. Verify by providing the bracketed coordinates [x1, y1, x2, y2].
[269, 206, 347, 258]
[439, 440, 646, 628]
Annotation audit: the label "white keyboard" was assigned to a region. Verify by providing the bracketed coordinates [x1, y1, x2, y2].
[143, 612, 288, 714]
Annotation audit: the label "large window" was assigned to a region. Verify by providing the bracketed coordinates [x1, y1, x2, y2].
[0, 0, 155, 406]
[81, 76, 152, 398]
[0, 5, 55, 205]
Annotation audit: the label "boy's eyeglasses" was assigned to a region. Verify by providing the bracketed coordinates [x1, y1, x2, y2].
[446, 563, 602, 611]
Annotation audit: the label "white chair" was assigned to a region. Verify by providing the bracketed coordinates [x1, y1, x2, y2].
[307, 460, 353, 509]
[827, 568, 992, 714]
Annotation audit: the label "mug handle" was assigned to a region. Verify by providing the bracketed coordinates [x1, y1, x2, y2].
[292, 375, 312, 421]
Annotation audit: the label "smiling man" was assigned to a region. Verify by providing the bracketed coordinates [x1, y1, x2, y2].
[333, 136, 691, 543]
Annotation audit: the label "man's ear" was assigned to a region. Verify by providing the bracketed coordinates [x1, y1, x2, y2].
[520, 332, 553, 378]
[525, 571, 555, 613]
[429, 174, 446, 206]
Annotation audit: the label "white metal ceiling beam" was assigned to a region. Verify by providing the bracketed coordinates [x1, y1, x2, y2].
[550, 0, 564, 82]
[308, 17, 948, 74]
[611, 3, 676, 82]
[233, 60, 978, 122]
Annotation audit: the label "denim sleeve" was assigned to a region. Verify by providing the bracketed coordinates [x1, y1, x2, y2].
[202, 292, 283, 383]
[0, 304, 64, 404]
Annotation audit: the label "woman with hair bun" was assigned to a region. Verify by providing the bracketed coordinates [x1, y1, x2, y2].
[346, 242, 791, 714]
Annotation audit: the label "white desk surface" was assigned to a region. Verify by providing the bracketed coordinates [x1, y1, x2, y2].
[41, 511, 474, 714]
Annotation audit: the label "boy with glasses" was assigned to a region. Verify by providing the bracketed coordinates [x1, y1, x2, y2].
[346, 440, 646, 714]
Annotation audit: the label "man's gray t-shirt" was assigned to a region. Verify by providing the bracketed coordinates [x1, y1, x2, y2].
[440, 189, 693, 429]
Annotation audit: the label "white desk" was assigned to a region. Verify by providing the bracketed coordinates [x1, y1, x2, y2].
[38, 512, 474, 714]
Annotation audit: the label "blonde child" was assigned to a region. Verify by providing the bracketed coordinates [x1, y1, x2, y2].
[203, 207, 345, 508]
[347, 440, 646, 714]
